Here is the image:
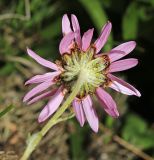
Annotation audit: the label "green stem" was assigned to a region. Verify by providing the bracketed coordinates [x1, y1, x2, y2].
[20, 71, 85, 160]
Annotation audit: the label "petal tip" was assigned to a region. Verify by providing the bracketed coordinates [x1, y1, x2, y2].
[71, 14, 76, 18]
[80, 122, 85, 127]
[26, 47, 31, 53]
[92, 125, 99, 133]
[38, 112, 47, 123]
[90, 28, 94, 32]
[26, 47, 34, 57]
[136, 91, 141, 97]
[106, 21, 112, 30]
[38, 117, 43, 123]
[107, 21, 112, 26]
[63, 13, 68, 18]
[71, 14, 78, 23]
[24, 81, 29, 85]
[135, 58, 139, 63]
[131, 41, 136, 46]
[114, 112, 120, 118]
[129, 41, 137, 50]
[23, 96, 27, 103]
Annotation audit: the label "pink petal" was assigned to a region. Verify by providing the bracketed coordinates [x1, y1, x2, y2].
[109, 58, 138, 73]
[71, 14, 82, 48]
[27, 89, 58, 105]
[27, 48, 58, 71]
[25, 71, 60, 85]
[38, 87, 65, 122]
[94, 50, 125, 60]
[59, 32, 75, 55]
[96, 87, 119, 118]
[82, 95, 99, 133]
[73, 98, 85, 127]
[62, 14, 72, 36]
[94, 22, 112, 54]
[108, 50, 125, 62]
[82, 28, 94, 51]
[23, 80, 54, 102]
[108, 74, 141, 97]
[110, 41, 136, 62]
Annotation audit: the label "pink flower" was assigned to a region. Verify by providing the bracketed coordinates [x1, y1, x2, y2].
[24, 14, 141, 132]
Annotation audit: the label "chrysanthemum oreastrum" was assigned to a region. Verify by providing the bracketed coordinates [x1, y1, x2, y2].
[23, 14, 141, 132]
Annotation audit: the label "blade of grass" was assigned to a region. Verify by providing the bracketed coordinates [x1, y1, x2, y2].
[122, 2, 138, 40]
[0, 105, 14, 118]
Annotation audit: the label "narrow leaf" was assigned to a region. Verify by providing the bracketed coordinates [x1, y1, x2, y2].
[0, 105, 14, 118]
[122, 2, 139, 40]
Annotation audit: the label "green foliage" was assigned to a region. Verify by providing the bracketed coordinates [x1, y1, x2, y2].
[24, 1, 59, 28]
[70, 121, 88, 160]
[122, 2, 139, 40]
[0, 63, 15, 76]
[122, 0, 154, 40]
[105, 116, 115, 128]
[40, 18, 61, 40]
[122, 114, 154, 150]
[0, 105, 14, 118]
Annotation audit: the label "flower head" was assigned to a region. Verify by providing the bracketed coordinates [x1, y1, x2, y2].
[23, 14, 141, 132]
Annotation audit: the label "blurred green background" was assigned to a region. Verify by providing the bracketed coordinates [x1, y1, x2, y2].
[0, 0, 154, 159]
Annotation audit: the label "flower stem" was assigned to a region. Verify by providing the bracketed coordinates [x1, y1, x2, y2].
[20, 71, 85, 160]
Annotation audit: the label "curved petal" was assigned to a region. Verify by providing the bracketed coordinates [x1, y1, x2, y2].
[110, 41, 136, 62]
[82, 28, 94, 51]
[25, 71, 60, 85]
[27, 89, 58, 105]
[23, 80, 55, 102]
[59, 32, 75, 55]
[108, 50, 125, 62]
[73, 98, 85, 127]
[62, 14, 72, 36]
[94, 22, 112, 54]
[27, 48, 58, 71]
[109, 58, 138, 73]
[96, 87, 119, 118]
[71, 14, 82, 48]
[82, 95, 99, 133]
[38, 87, 65, 122]
[108, 74, 141, 97]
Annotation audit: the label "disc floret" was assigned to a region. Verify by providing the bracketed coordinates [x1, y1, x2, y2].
[61, 46, 110, 97]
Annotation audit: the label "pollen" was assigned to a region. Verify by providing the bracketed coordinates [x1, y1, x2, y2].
[60, 46, 110, 98]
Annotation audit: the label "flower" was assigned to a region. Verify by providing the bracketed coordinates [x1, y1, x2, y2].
[23, 14, 141, 132]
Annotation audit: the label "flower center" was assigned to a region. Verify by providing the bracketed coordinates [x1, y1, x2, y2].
[60, 46, 110, 98]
